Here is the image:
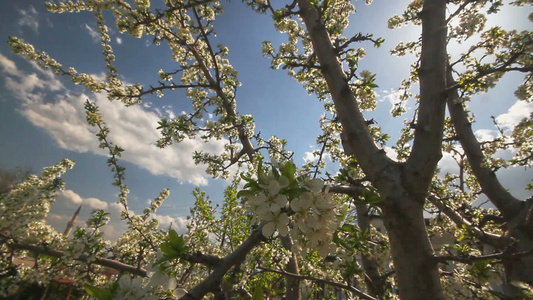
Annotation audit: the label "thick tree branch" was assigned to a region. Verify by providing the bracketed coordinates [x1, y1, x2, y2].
[428, 196, 502, 246]
[279, 235, 301, 299]
[296, 0, 394, 189]
[328, 184, 365, 197]
[446, 68, 523, 219]
[258, 266, 377, 300]
[181, 224, 265, 300]
[181, 251, 223, 268]
[405, 0, 448, 197]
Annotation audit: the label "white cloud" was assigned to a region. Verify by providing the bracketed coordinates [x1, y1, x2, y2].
[152, 214, 188, 233]
[58, 189, 108, 210]
[106, 203, 188, 240]
[18, 6, 39, 33]
[303, 147, 331, 163]
[0, 53, 18, 74]
[85, 197, 109, 210]
[437, 151, 460, 175]
[381, 88, 409, 113]
[116, 37, 123, 45]
[83, 23, 100, 43]
[303, 151, 316, 163]
[165, 109, 176, 119]
[101, 225, 124, 241]
[1, 55, 228, 186]
[0, 53, 64, 103]
[383, 146, 400, 162]
[474, 129, 495, 142]
[495, 100, 533, 131]
[48, 213, 71, 223]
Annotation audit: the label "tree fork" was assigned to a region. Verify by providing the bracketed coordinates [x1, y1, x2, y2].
[297, 0, 447, 298]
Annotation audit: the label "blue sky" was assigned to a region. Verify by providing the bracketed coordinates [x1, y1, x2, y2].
[0, 0, 531, 240]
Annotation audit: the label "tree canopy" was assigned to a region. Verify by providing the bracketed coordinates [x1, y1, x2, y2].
[1, 0, 532, 299]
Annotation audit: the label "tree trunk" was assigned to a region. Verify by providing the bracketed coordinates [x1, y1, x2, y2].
[280, 235, 301, 300]
[381, 0, 448, 297]
[503, 209, 533, 297]
[297, 0, 448, 298]
[355, 204, 386, 298]
[380, 190, 444, 300]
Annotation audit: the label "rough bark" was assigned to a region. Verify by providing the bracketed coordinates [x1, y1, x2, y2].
[404, 0, 448, 196]
[182, 224, 265, 300]
[355, 204, 386, 298]
[381, 194, 444, 300]
[280, 235, 301, 300]
[295, 0, 393, 188]
[445, 69, 523, 219]
[297, 0, 448, 299]
[381, 1, 448, 298]
[446, 67, 533, 296]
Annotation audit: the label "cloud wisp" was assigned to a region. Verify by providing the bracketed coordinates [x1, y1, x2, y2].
[83, 23, 101, 43]
[0, 53, 227, 186]
[496, 100, 533, 132]
[17, 6, 39, 33]
[58, 189, 109, 210]
[49, 190, 188, 241]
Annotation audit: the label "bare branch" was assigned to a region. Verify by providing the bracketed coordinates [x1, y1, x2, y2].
[328, 184, 365, 198]
[258, 266, 377, 300]
[428, 195, 502, 246]
[180, 223, 265, 300]
[433, 249, 533, 264]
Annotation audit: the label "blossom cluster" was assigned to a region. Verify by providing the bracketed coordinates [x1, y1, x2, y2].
[0, 159, 74, 242]
[240, 160, 341, 257]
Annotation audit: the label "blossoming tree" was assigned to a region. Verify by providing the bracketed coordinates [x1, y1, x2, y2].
[1, 0, 532, 299]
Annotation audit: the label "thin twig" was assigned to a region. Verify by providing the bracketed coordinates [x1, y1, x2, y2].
[258, 266, 377, 300]
[433, 249, 533, 264]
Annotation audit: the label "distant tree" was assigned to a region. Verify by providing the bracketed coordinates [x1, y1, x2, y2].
[2, 0, 532, 300]
[0, 167, 31, 195]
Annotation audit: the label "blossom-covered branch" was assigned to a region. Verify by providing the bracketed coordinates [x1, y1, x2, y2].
[7, 242, 147, 277]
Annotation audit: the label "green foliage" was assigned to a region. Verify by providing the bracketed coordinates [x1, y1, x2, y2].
[84, 284, 113, 300]
[158, 230, 189, 262]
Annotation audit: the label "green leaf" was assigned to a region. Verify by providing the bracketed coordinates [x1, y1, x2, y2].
[84, 285, 113, 300]
[240, 173, 253, 182]
[236, 189, 254, 199]
[286, 187, 307, 200]
[252, 285, 264, 300]
[160, 242, 180, 258]
[280, 162, 296, 182]
[272, 10, 283, 22]
[168, 229, 182, 249]
[340, 223, 358, 234]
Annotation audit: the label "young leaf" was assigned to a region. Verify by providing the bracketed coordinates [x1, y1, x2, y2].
[160, 242, 181, 258]
[84, 285, 113, 300]
[280, 162, 296, 182]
